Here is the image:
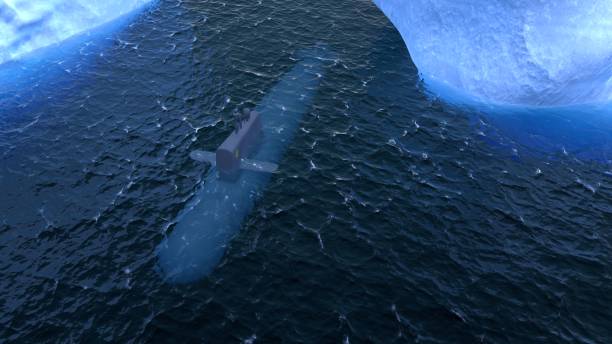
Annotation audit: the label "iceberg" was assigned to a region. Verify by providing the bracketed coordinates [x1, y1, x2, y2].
[0, 0, 151, 65]
[373, 0, 612, 106]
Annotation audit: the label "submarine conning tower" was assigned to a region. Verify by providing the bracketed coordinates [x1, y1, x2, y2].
[216, 109, 262, 180]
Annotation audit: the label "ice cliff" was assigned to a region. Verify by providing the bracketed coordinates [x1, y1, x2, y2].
[373, 0, 612, 106]
[0, 0, 151, 65]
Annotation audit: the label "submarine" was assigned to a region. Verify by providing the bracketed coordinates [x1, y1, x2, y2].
[189, 107, 279, 180]
[157, 46, 330, 283]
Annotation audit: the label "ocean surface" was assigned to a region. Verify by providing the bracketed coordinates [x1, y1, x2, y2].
[1, 0, 611, 342]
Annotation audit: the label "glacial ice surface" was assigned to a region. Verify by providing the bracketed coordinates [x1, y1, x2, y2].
[0, 0, 151, 65]
[374, 0, 612, 106]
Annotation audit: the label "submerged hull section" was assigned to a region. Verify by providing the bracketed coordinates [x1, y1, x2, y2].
[157, 47, 327, 283]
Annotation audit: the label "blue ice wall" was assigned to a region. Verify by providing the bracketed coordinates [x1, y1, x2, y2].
[373, 0, 612, 106]
[0, 0, 151, 65]
[470, 103, 612, 162]
[157, 47, 330, 283]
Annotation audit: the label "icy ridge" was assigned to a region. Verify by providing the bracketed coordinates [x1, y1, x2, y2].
[0, 0, 151, 64]
[374, 0, 612, 106]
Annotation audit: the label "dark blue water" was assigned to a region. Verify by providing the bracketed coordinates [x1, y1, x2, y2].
[1, 0, 611, 342]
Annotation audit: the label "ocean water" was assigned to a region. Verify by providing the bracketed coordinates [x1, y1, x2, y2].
[1, 0, 611, 343]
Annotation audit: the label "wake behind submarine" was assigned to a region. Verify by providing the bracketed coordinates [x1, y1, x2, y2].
[157, 47, 330, 283]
